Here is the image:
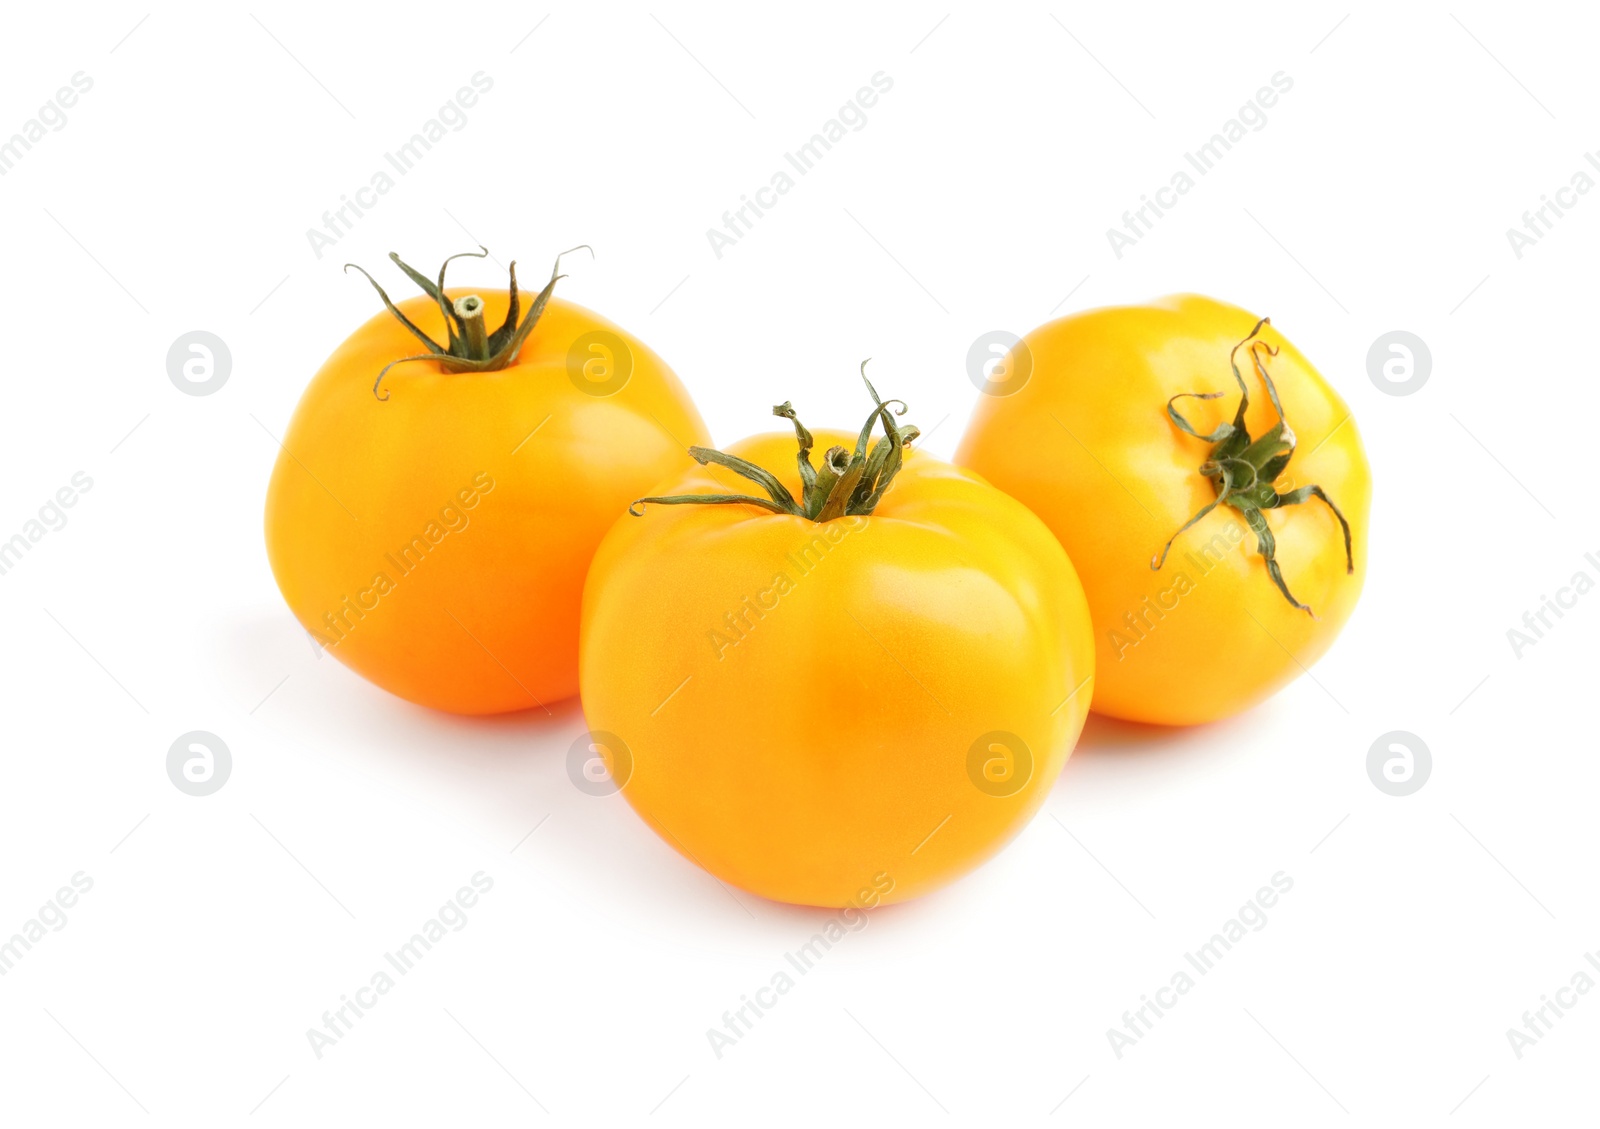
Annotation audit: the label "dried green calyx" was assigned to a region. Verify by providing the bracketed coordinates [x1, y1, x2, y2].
[346, 244, 591, 400]
[630, 364, 920, 521]
[1151, 318, 1354, 616]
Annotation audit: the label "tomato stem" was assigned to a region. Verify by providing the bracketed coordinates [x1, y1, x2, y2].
[454, 294, 489, 357]
[630, 364, 920, 521]
[1150, 318, 1354, 615]
[344, 244, 594, 400]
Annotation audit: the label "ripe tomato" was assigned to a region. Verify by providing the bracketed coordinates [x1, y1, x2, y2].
[265, 250, 708, 714]
[579, 381, 1095, 906]
[956, 295, 1369, 726]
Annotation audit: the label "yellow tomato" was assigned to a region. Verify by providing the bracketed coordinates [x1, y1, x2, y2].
[956, 295, 1369, 726]
[265, 251, 708, 714]
[579, 386, 1095, 907]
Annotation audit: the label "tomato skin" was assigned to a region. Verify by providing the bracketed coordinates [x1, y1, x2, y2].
[955, 295, 1370, 726]
[579, 433, 1095, 907]
[265, 289, 708, 714]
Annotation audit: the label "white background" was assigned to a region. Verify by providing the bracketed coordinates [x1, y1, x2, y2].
[0, 1, 1594, 1124]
